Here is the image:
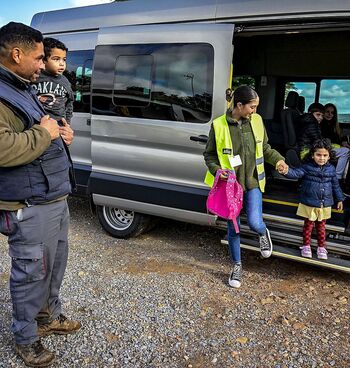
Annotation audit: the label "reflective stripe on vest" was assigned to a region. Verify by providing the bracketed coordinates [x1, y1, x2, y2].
[204, 113, 266, 192]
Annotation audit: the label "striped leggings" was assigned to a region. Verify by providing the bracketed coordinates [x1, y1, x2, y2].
[303, 219, 326, 247]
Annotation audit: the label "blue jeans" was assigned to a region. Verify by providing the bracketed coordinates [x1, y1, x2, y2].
[227, 188, 266, 263]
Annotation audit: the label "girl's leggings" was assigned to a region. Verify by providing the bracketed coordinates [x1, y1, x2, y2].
[303, 218, 326, 247]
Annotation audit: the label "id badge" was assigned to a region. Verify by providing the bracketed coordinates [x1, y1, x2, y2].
[229, 155, 242, 168]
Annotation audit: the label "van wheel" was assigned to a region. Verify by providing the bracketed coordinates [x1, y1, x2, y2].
[96, 205, 150, 239]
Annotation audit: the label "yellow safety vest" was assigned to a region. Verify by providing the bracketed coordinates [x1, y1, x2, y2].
[204, 113, 266, 192]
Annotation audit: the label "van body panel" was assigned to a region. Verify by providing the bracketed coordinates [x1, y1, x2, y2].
[90, 23, 234, 201]
[31, 0, 350, 35]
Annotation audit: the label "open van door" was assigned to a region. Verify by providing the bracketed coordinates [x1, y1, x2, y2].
[90, 23, 234, 237]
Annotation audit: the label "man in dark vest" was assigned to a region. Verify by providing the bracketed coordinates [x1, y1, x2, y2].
[0, 22, 80, 367]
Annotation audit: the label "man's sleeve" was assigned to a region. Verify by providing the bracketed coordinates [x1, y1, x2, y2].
[0, 103, 51, 167]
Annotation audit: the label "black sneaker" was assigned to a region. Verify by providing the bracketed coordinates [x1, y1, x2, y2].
[15, 340, 56, 367]
[228, 262, 242, 288]
[259, 228, 273, 258]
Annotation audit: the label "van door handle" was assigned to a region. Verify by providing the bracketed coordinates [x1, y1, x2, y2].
[87, 118, 91, 126]
[190, 135, 208, 144]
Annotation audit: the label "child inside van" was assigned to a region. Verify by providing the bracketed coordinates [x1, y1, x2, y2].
[298, 102, 324, 160]
[32, 37, 74, 144]
[282, 138, 344, 260]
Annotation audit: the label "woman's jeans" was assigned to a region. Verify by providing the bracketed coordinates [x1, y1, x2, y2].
[227, 188, 266, 263]
[334, 147, 350, 179]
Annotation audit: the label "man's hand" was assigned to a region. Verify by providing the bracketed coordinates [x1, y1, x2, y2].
[59, 118, 74, 146]
[40, 115, 59, 140]
[337, 201, 343, 211]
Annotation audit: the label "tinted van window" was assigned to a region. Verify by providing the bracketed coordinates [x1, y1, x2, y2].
[65, 50, 94, 113]
[92, 43, 214, 123]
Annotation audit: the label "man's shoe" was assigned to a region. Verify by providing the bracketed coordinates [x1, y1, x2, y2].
[317, 246, 328, 260]
[15, 340, 56, 367]
[38, 314, 81, 337]
[300, 245, 312, 258]
[228, 262, 242, 288]
[259, 228, 273, 258]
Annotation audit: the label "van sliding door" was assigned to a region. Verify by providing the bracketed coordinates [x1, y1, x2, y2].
[91, 23, 234, 213]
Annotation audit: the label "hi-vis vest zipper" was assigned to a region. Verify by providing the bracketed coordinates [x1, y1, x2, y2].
[204, 113, 266, 192]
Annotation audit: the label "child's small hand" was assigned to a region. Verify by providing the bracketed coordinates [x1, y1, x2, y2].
[337, 202, 343, 211]
[59, 118, 74, 146]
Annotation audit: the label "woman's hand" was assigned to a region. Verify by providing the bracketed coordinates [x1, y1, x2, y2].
[220, 170, 229, 180]
[276, 160, 289, 175]
[337, 201, 343, 211]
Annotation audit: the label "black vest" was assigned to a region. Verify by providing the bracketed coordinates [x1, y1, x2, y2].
[0, 67, 71, 204]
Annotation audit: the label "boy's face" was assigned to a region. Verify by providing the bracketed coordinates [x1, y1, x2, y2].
[44, 48, 66, 76]
[312, 111, 324, 123]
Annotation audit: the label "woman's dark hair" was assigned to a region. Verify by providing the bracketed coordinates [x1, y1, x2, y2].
[323, 103, 341, 139]
[226, 86, 258, 107]
[43, 37, 68, 60]
[306, 138, 336, 163]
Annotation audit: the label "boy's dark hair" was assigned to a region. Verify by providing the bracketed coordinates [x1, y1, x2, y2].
[308, 102, 325, 114]
[306, 138, 336, 163]
[0, 22, 43, 58]
[226, 86, 258, 107]
[43, 37, 68, 60]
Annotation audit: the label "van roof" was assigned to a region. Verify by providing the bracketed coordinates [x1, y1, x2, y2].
[31, 0, 350, 34]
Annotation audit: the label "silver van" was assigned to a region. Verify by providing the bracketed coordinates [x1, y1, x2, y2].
[31, 0, 350, 272]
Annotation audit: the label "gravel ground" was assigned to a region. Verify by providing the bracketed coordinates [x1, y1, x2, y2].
[0, 197, 349, 368]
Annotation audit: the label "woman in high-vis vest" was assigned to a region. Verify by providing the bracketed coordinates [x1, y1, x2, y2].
[204, 86, 288, 288]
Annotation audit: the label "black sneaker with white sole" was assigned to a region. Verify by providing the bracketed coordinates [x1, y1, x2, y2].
[259, 228, 273, 258]
[228, 262, 242, 288]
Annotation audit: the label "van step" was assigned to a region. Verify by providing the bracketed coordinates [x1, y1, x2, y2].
[221, 238, 350, 274]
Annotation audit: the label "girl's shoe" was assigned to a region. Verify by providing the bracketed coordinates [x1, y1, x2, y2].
[228, 262, 242, 288]
[317, 247, 328, 260]
[300, 245, 312, 258]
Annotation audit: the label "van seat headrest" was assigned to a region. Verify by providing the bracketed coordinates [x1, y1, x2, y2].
[285, 91, 299, 108]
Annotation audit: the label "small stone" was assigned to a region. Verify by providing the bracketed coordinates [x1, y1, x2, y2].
[293, 322, 306, 330]
[236, 336, 248, 344]
[261, 297, 274, 305]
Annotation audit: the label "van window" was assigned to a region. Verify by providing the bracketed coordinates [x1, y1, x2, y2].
[319, 79, 350, 124]
[93, 43, 214, 123]
[65, 50, 94, 113]
[113, 55, 153, 107]
[284, 81, 316, 111]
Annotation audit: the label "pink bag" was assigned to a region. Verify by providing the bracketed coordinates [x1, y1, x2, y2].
[206, 169, 243, 233]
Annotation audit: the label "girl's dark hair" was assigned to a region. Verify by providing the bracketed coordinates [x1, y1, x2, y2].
[305, 138, 336, 163]
[43, 37, 68, 60]
[323, 103, 341, 139]
[226, 85, 258, 107]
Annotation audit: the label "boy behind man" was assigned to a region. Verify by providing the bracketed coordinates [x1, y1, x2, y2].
[32, 38, 73, 131]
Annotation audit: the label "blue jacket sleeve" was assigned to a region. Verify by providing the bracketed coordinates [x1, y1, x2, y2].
[284, 166, 306, 180]
[331, 169, 345, 203]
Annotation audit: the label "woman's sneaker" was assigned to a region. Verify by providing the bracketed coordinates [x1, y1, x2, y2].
[300, 245, 312, 258]
[317, 247, 328, 260]
[259, 228, 273, 258]
[228, 262, 242, 288]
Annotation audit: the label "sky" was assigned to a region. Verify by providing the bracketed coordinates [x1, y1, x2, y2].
[0, 0, 113, 27]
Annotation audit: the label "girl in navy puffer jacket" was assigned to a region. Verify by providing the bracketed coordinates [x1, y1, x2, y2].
[283, 139, 344, 260]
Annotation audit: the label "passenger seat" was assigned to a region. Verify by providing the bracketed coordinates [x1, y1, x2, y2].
[280, 91, 302, 168]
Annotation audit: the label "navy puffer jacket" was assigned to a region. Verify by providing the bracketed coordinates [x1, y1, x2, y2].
[285, 161, 345, 208]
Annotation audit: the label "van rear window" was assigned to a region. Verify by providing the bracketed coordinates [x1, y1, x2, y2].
[92, 43, 214, 123]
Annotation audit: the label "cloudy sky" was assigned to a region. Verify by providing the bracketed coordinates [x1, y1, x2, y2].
[0, 0, 113, 27]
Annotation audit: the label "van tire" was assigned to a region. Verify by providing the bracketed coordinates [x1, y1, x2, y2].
[96, 205, 150, 238]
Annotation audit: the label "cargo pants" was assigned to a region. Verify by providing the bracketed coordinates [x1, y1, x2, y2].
[0, 199, 69, 345]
